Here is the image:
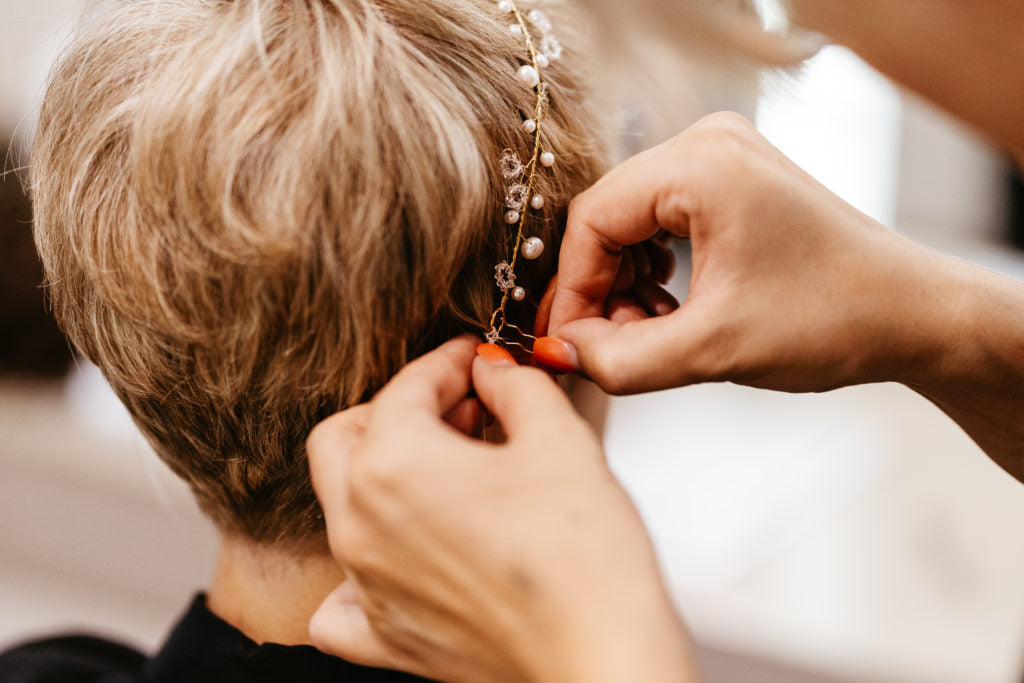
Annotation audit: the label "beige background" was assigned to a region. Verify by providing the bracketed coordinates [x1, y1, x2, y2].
[3, 2, 1024, 682]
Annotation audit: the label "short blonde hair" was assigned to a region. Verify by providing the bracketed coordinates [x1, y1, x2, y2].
[33, 0, 605, 544]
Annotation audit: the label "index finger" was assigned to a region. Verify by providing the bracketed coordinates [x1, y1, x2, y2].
[370, 335, 478, 425]
[549, 141, 690, 332]
[307, 404, 372, 530]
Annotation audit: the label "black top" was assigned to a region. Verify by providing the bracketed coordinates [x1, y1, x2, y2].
[0, 595, 432, 683]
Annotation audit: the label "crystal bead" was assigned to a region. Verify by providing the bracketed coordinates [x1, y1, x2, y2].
[494, 262, 516, 291]
[527, 9, 552, 33]
[500, 150, 523, 179]
[540, 35, 563, 60]
[505, 183, 529, 211]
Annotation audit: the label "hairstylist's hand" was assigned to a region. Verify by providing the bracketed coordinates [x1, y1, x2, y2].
[542, 111, 955, 395]
[306, 337, 696, 683]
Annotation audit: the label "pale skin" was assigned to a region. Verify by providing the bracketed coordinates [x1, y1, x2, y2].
[306, 0, 1024, 680]
[206, 539, 344, 647]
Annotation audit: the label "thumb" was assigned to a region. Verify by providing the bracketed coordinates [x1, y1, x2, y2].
[472, 350, 582, 440]
[310, 581, 411, 673]
[543, 307, 717, 395]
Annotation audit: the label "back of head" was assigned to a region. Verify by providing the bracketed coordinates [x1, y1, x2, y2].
[33, 0, 605, 545]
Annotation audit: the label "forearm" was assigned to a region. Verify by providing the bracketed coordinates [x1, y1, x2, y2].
[896, 248, 1024, 479]
[788, 0, 1024, 156]
[539, 592, 699, 683]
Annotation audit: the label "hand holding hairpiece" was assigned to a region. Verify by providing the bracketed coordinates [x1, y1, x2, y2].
[485, 1, 562, 352]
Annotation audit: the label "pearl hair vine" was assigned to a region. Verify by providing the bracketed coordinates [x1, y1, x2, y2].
[485, 0, 563, 352]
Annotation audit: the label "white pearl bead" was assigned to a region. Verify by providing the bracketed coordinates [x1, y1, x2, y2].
[522, 118, 537, 133]
[509, 24, 522, 36]
[511, 286, 527, 301]
[516, 65, 540, 88]
[530, 194, 545, 210]
[536, 54, 550, 69]
[520, 236, 544, 260]
[539, 151, 555, 167]
[498, 0, 513, 13]
[504, 210, 520, 224]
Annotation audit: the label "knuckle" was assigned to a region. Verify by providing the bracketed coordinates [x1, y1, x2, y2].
[705, 110, 754, 132]
[692, 112, 756, 156]
[567, 192, 597, 233]
[305, 414, 340, 453]
[589, 344, 630, 396]
[329, 516, 372, 567]
[348, 444, 403, 497]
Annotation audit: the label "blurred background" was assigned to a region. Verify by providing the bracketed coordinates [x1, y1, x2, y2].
[2, 1, 1024, 682]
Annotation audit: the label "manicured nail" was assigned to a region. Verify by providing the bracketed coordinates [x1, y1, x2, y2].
[533, 336, 579, 373]
[476, 343, 517, 365]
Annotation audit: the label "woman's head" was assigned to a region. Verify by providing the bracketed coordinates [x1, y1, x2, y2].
[32, 0, 605, 544]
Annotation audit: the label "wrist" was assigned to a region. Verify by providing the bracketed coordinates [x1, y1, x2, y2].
[885, 245, 1024, 470]
[531, 582, 698, 683]
[852, 232, 969, 389]
[896, 253, 1023, 393]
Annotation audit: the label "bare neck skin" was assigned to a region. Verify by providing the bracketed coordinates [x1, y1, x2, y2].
[207, 535, 344, 646]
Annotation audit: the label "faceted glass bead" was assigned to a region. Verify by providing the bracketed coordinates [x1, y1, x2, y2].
[528, 9, 553, 33]
[505, 183, 529, 210]
[500, 151, 524, 179]
[494, 262, 516, 291]
[540, 35, 563, 60]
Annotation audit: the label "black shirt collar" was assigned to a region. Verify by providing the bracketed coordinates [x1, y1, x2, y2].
[145, 595, 431, 683]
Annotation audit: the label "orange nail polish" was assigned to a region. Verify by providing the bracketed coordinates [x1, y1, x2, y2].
[476, 343, 517, 365]
[533, 336, 579, 373]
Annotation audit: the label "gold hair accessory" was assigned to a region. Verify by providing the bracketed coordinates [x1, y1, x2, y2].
[485, 0, 563, 351]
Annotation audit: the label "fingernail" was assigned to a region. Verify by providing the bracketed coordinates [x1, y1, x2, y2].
[533, 336, 579, 373]
[476, 343, 517, 365]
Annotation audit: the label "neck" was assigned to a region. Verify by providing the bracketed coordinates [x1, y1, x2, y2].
[207, 534, 344, 646]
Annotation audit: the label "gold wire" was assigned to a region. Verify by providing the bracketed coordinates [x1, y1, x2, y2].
[487, 1, 549, 353]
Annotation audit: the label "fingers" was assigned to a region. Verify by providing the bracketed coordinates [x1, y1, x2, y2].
[372, 335, 478, 423]
[549, 308, 716, 395]
[549, 141, 691, 331]
[309, 337, 480, 527]
[646, 239, 676, 285]
[310, 581, 408, 673]
[632, 277, 680, 317]
[307, 404, 372, 522]
[443, 397, 484, 436]
[533, 275, 559, 338]
[471, 354, 582, 441]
